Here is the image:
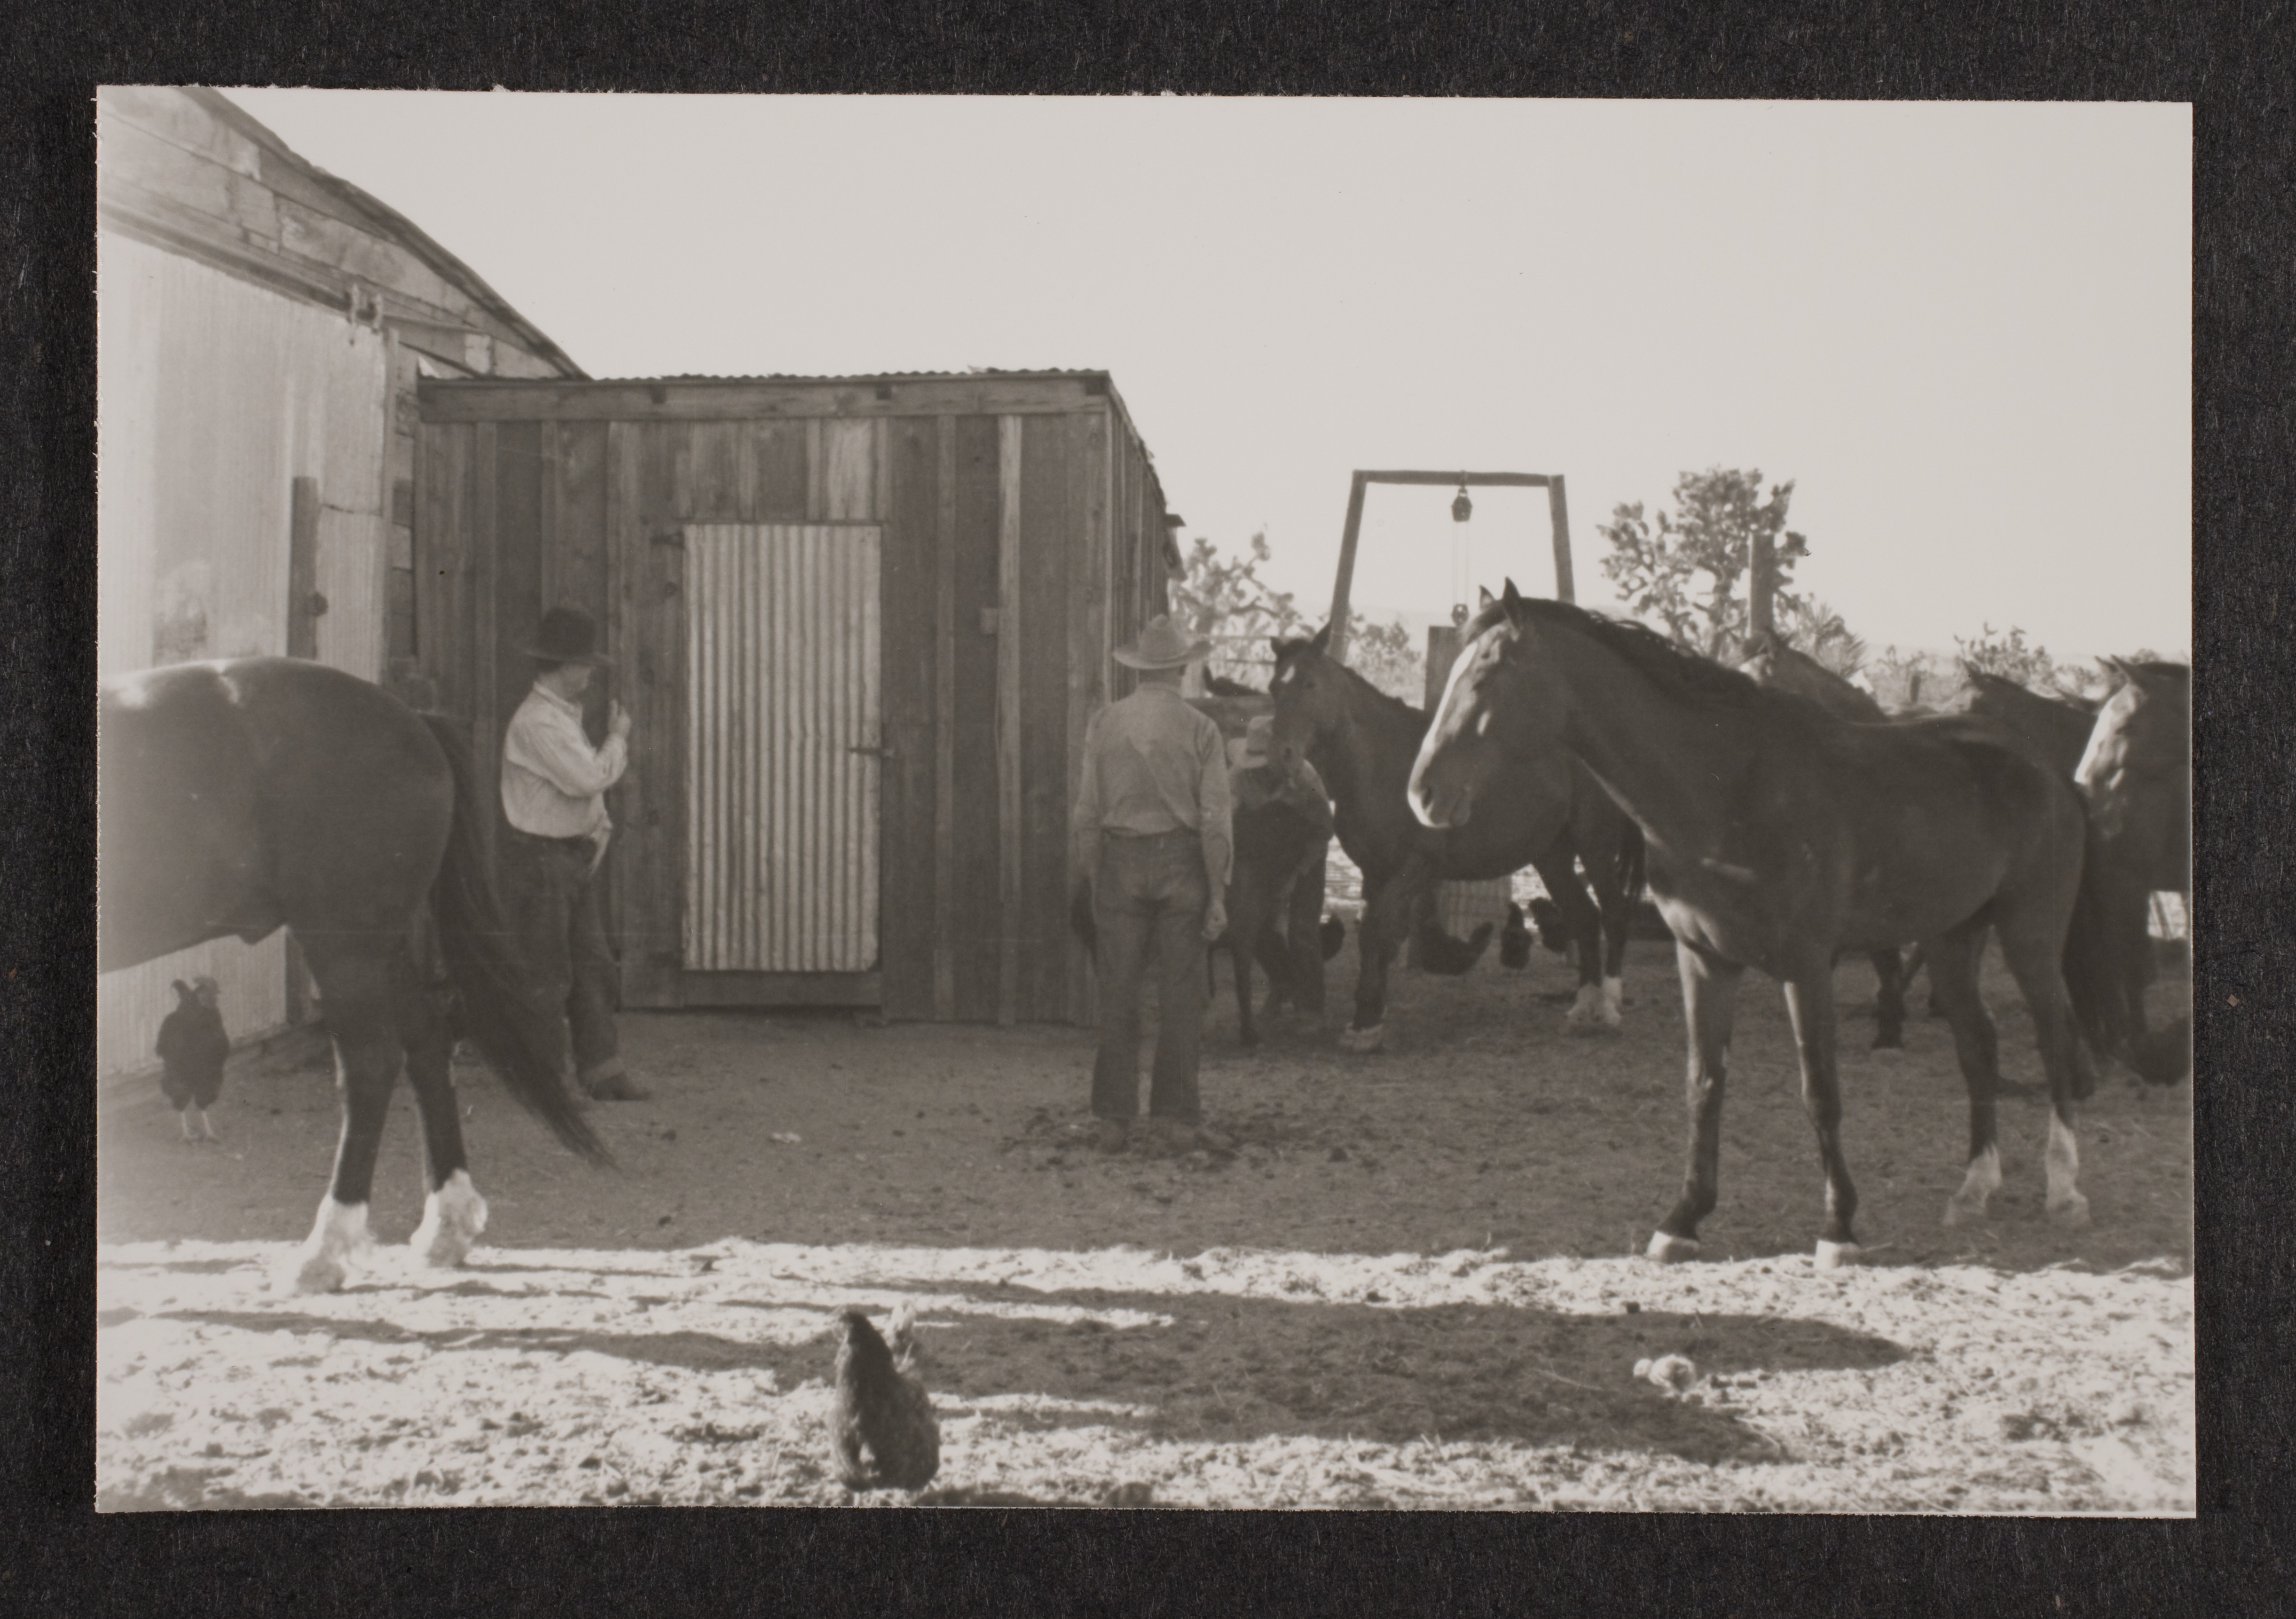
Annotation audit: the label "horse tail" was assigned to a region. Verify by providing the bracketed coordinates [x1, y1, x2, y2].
[418, 712, 612, 1165]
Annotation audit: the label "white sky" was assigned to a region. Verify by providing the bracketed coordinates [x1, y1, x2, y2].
[226, 91, 2191, 663]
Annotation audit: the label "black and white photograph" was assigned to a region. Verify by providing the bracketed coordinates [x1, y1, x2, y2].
[93, 88, 2192, 1513]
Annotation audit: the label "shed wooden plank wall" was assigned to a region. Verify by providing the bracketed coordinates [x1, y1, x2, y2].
[416, 381, 1171, 1024]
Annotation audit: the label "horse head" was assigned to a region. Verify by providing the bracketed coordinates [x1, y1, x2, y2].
[1409, 579, 1561, 829]
[2076, 659, 2190, 843]
[1266, 622, 1342, 771]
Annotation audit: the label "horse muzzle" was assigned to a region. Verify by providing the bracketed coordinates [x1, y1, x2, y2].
[1409, 771, 1473, 830]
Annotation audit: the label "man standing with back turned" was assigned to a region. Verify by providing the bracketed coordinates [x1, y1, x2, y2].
[499, 605, 647, 1102]
[1071, 614, 1233, 1155]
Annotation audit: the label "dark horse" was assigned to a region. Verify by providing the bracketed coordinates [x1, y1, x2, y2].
[1738, 633, 1909, 1049]
[1269, 625, 1645, 1051]
[99, 659, 607, 1292]
[1410, 585, 2117, 1268]
[2076, 660, 2193, 1083]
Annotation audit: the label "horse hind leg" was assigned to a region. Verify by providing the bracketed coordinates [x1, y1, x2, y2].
[286, 952, 401, 1293]
[1995, 913, 2097, 1231]
[401, 957, 488, 1268]
[1925, 927, 2005, 1227]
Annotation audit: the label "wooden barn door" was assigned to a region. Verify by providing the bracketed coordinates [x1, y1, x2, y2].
[681, 523, 883, 995]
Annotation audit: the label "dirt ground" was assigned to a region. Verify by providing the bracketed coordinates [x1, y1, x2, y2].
[95, 928, 2194, 1513]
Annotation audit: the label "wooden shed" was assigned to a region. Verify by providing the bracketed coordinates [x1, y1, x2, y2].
[95, 86, 582, 1075]
[411, 373, 1184, 1024]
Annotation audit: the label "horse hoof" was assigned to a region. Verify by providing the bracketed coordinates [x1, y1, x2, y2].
[1339, 1025, 1385, 1053]
[2047, 1193, 2092, 1231]
[411, 1170, 490, 1269]
[1645, 1231, 1701, 1264]
[286, 1250, 349, 1294]
[285, 1198, 372, 1294]
[1813, 1240, 1862, 1272]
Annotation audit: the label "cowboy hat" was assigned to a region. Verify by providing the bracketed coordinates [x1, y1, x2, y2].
[1113, 614, 1211, 671]
[523, 605, 611, 665]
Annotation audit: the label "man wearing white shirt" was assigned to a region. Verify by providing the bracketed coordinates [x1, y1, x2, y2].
[499, 605, 645, 1101]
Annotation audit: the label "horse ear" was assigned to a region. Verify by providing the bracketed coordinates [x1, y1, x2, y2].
[1501, 578, 1522, 611]
[1477, 584, 1495, 609]
[1308, 622, 1331, 654]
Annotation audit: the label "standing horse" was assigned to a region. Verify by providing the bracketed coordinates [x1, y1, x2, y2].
[99, 659, 607, 1292]
[1410, 585, 2116, 1268]
[1737, 634, 1910, 1049]
[2076, 660, 2193, 1083]
[1268, 626, 1645, 1051]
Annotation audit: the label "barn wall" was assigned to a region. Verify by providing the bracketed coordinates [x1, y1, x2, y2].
[415, 380, 1169, 1025]
[95, 230, 390, 1076]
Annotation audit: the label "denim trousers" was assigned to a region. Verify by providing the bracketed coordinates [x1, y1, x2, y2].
[1090, 829, 1210, 1123]
[498, 829, 623, 1085]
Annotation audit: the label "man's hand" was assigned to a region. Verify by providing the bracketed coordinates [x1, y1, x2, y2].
[1202, 899, 1228, 943]
[608, 700, 632, 741]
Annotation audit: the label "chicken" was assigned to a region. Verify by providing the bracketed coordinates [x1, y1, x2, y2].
[828, 1304, 939, 1493]
[156, 977, 228, 1142]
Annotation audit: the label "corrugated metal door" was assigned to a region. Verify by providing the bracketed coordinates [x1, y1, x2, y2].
[684, 523, 881, 973]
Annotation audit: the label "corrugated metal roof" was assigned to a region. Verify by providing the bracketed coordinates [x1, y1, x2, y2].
[195, 89, 587, 380]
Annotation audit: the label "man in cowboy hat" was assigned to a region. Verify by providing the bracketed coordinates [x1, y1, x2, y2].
[1071, 614, 1233, 1154]
[499, 605, 645, 1101]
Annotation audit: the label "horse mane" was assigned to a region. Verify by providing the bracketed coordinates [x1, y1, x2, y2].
[1963, 667, 2099, 715]
[1475, 596, 1772, 711]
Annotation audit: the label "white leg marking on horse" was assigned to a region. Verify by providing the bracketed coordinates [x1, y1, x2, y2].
[411, 1169, 490, 1269]
[2045, 1112, 2091, 1229]
[1339, 1024, 1385, 1053]
[1565, 983, 1605, 1032]
[1601, 975, 1625, 1027]
[1813, 1239, 1862, 1272]
[196, 1107, 218, 1141]
[1646, 1231, 1701, 1264]
[288, 1198, 373, 1294]
[178, 1111, 198, 1143]
[1944, 1144, 2002, 1226]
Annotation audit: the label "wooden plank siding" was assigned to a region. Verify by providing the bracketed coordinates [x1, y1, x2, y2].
[879, 417, 940, 1022]
[948, 415, 1004, 1023]
[413, 376, 1172, 1023]
[1017, 412, 1076, 1022]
